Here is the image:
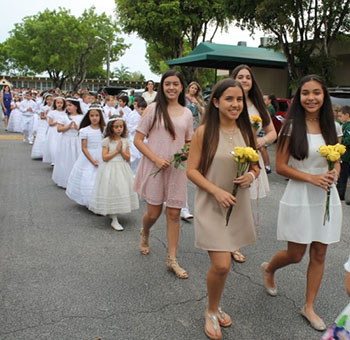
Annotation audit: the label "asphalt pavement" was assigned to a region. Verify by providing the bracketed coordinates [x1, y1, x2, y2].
[0, 126, 349, 340]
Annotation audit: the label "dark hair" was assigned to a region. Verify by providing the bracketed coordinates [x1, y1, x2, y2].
[150, 70, 186, 140]
[53, 97, 66, 110]
[79, 108, 106, 132]
[231, 64, 271, 127]
[118, 95, 129, 104]
[145, 80, 155, 92]
[104, 115, 128, 138]
[269, 94, 279, 112]
[66, 98, 83, 115]
[199, 78, 256, 175]
[135, 96, 147, 109]
[341, 105, 350, 115]
[278, 74, 337, 160]
[43, 94, 53, 106]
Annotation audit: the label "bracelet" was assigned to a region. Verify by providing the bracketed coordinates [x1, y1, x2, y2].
[247, 171, 256, 181]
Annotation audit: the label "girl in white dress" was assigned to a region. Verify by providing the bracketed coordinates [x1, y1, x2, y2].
[52, 98, 84, 188]
[89, 115, 139, 231]
[42, 97, 66, 165]
[231, 64, 277, 263]
[66, 105, 105, 206]
[262, 75, 341, 331]
[31, 94, 53, 159]
[7, 95, 21, 132]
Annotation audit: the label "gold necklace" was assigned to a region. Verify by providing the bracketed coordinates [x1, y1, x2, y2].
[305, 117, 319, 122]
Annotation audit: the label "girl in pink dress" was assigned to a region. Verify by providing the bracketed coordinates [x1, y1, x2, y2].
[134, 70, 193, 279]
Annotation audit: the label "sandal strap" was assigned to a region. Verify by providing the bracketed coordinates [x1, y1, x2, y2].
[206, 312, 218, 332]
[166, 258, 188, 277]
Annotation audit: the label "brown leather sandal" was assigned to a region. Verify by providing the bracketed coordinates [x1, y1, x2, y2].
[166, 257, 189, 279]
[139, 228, 150, 255]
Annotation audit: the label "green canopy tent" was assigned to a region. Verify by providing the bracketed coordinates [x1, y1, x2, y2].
[166, 42, 288, 81]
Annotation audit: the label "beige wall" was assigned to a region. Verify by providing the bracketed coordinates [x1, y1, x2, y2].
[252, 66, 289, 98]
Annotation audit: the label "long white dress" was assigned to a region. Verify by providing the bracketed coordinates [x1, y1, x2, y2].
[31, 105, 50, 159]
[126, 109, 142, 176]
[277, 133, 342, 244]
[42, 110, 65, 164]
[7, 101, 22, 132]
[52, 114, 84, 188]
[88, 137, 139, 215]
[248, 105, 270, 199]
[65, 126, 103, 206]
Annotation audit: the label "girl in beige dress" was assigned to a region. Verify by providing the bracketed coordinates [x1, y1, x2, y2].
[187, 79, 260, 340]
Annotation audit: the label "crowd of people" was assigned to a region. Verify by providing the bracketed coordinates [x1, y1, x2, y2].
[1, 66, 350, 339]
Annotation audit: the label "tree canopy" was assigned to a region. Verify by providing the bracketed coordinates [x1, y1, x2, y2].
[4, 7, 129, 89]
[228, 0, 350, 86]
[115, 0, 232, 84]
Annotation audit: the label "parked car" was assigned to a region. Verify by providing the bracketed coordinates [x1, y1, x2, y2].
[328, 87, 350, 107]
[272, 98, 291, 135]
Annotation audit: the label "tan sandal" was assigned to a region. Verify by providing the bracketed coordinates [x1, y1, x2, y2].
[139, 228, 150, 255]
[217, 307, 232, 327]
[231, 249, 246, 263]
[204, 310, 222, 340]
[166, 257, 189, 279]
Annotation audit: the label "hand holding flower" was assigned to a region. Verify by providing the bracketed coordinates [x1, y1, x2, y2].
[233, 172, 255, 188]
[154, 157, 171, 170]
[213, 187, 237, 208]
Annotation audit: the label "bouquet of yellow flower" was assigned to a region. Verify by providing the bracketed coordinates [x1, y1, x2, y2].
[226, 146, 259, 226]
[319, 143, 346, 225]
[251, 115, 262, 131]
[151, 144, 189, 178]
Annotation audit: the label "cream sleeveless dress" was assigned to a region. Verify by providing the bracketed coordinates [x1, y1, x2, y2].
[194, 129, 256, 252]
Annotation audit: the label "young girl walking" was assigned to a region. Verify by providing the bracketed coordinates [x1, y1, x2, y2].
[262, 75, 342, 331]
[66, 105, 105, 206]
[134, 69, 193, 279]
[187, 78, 259, 340]
[52, 98, 84, 188]
[88, 115, 138, 231]
[31, 93, 53, 159]
[42, 97, 66, 166]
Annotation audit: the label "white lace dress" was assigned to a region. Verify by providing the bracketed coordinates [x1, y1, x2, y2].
[277, 133, 342, 244]
[89, 137, 139, 215]
[66, 126, 103, 206]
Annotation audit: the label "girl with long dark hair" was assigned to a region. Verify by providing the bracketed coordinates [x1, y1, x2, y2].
[187, 78, 259, 339]
[134, 70, 193, 279]
[262, 75, 341, 332]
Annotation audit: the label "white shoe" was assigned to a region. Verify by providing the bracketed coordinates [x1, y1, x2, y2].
[29, 140, 33, 145]
[23, 138, 26, 143]
[180, 211, 194, 220]
[111, 220, 124, 231]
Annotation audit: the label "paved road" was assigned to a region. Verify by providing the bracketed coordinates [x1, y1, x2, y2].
[0, 127, 349, 340]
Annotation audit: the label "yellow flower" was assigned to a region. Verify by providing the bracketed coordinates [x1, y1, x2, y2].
[327, 151, 340, 162]
[251, 115, 262, 123]
[334, 143, 346, 155]
[244, 147, 259, 162]
[319, 145, 329, 157]
[234, 146, 245, 158]
[327, 145, 336, 152]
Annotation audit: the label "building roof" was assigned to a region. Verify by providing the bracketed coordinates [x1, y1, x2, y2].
[166, 42, 288, 69]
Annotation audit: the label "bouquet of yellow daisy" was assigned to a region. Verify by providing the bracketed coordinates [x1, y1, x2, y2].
[151, 144, 189, 178]
[226, 146, 259, 226]
[250, 115, 262, 131]
[319, 143, 346, 225]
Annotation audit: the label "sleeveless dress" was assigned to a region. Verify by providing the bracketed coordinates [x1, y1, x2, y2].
[133, 103, 194, 208]
[2, 92, 12, 117]
[52, 115, 84, 188]
[248, 105, 270, 199]
[7, 101, 22, 132]
[66, 126, 103, 206]
[194, 129, 256, 252]
[277, 133, 342, 244]
[89, 137, 139, 215]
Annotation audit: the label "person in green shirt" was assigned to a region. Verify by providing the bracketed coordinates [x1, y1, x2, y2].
[337, 105, 350, 201]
